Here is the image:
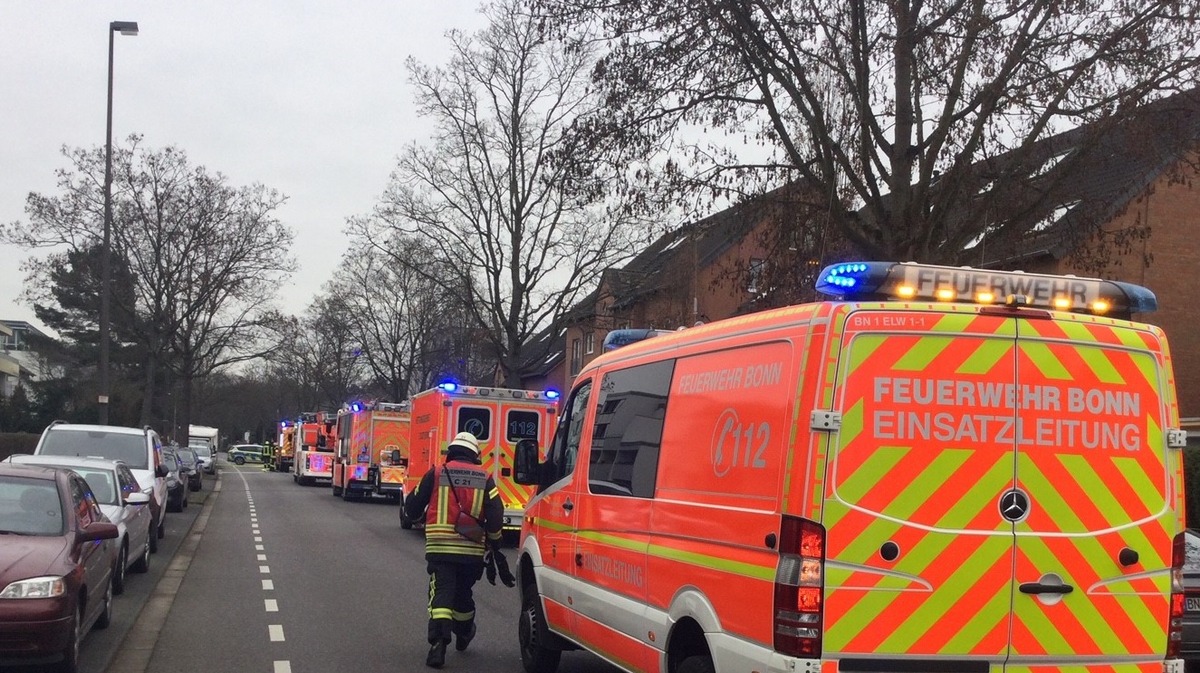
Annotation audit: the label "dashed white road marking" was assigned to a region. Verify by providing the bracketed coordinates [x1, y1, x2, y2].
[262, 579, 274, 590]
[257, 554, 268, 561]
[259, 565, 271, 573]
[265, 598, 279, 612]
[254, 536, 263, 542]
[256, 544, 265, 551]
[273, 661, 292, 673]
[269, 624, 285, 641]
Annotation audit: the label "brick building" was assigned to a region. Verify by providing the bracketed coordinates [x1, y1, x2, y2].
[520, 91, 1200, 422]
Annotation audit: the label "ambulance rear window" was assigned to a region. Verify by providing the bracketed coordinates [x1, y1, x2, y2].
[457, 407, 491, 441]
[506, 410, 539, 442]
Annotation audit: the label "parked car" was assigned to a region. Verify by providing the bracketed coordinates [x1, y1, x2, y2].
[4, 455, 153, 594]
[1183, 529, 1200, 672]
[228, 444, 266, 466]
[190, 444, 216, 475]
[175, 447, 203, 492]
[159, 448, 188, 513]
[33, 422, 169, 552]
[0, 462, 119, 673]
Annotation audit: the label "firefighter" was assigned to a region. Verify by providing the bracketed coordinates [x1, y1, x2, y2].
[403, 431, 503, 669]
[262, 440, 276, 472]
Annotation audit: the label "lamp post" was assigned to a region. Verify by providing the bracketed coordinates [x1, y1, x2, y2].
[99, 20, 138, 425]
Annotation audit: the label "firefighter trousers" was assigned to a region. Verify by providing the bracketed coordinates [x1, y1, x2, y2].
[425, 559, 484, 644]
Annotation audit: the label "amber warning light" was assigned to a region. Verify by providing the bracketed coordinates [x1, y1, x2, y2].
[815, 262, 1156, 318]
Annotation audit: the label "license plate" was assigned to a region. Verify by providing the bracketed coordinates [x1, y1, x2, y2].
[1187, 596, 1200, 612]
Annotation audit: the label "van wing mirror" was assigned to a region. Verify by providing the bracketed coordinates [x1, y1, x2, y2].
[513, 439, 542, 486]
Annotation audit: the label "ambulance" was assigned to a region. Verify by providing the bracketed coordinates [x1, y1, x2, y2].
[401, 382, 559, 532]
[512, 261, 1187, 673]
[292, 411, 336, 485]
[275, 421, 296, 473]
[332, 401, 411, 501]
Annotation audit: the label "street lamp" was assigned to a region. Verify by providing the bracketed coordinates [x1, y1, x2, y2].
[99, 20, 138, 425]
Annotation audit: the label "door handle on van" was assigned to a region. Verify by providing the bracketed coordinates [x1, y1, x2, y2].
[1019, 582, 1074, 595]
[562, 498, 573, 511]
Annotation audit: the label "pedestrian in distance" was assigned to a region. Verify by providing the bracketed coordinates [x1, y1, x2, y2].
[403, 431, 504, 669]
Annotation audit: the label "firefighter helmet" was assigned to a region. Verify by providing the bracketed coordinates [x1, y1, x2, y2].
[447, 431, 480, 456]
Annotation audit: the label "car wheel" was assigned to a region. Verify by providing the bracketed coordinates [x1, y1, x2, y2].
[56, 603, 82, 673]
[149, 517, 160, 553]
[234, 456, 245, 465]
[157, 515, 165, 539]
[519, 581, 562, 673]
[112, 542, 127, 595]
[95, 577, 113, 629]
[677, 655, 715, 673]
[131, 535, 150, 573]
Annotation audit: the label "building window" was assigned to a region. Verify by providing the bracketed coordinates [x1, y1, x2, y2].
[748, 258, 766, 294]
[570, 338, 582, 375]
[584, 332, 595, 355]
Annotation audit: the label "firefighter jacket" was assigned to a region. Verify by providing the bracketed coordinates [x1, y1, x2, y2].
[404, 446, 503, 560]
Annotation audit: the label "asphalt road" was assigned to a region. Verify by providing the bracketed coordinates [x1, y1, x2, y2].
[80, 458, 623, 673]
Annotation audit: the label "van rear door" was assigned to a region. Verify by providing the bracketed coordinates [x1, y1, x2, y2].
[1006, 317, 1173, 673]
[822, 307, 1176, 673]
[823, 308, 1020, 666]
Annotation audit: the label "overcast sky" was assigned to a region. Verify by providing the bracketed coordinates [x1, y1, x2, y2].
[1, 1, 489, 334]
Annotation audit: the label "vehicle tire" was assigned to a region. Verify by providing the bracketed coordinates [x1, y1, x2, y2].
[332, 484, 342, 496]
[677, 655, 716, 673]
[56, 603, 82, 673]
[157, 516, 165, 539]
[167, 492, 180, 513]
[95, 577, 113, 629]
[233, 456, 245, 465]
[149, 517, 159, 553]
[519, 581, 562, 673]
[112, 543, 127, 595]
[131, 535, 150, 573]
[182, 491, 189, 509]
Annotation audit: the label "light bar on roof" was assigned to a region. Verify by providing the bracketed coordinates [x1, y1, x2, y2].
[814, 261, 1156, 317]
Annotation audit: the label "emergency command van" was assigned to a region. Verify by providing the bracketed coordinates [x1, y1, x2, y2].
[401, 382, 559, 532]
[513, 261, 1188, 673]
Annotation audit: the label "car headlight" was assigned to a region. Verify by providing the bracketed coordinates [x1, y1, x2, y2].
[0, 576, 66, 599]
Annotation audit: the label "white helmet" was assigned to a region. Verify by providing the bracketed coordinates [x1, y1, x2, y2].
[447, 431, 481, 456]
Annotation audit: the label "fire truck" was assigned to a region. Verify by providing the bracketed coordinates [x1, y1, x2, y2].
[332, 401, 411, 502]
[275, 421, 296, 473]
[292, 411, 336, 485]
[399, 382, 559, 532]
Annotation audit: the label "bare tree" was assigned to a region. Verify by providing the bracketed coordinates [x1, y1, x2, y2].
[535, 0, 1200, 263]
[375, 0, 645, 387]
[3, 136, 295, 435]
[329, 225, 483, 401]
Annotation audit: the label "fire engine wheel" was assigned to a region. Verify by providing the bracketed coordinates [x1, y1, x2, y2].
[676, 655, 715, 673]
[332, 485, 342, 496]
[519, 582, 561, 673]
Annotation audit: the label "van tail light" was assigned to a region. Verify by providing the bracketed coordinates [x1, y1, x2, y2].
[1169, 531, 1185, 658]
[774, 515, 824, 658]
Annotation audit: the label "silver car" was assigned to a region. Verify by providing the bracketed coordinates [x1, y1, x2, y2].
[190, 444, 216, 474]
[4, 454, 154, 595]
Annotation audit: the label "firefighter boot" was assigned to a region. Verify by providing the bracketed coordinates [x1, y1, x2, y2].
[426, 641, 447, 668]
[454, 622, 476, 652]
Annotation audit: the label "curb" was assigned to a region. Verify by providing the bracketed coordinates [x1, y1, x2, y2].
[103, 473, 222, 673]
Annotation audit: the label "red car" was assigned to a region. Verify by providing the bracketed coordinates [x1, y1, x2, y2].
[0, 463, 119, 673]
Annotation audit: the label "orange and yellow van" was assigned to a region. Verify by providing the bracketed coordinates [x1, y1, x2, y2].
[401, 383, 559, 532]
[513, 261, 1188, 673]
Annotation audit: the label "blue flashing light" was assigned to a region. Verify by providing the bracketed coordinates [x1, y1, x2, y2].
[438, 381, 458, 393]
[544, 389, 560, 400]
[350, 402, 363, 413]
[280, 420, 290, 428]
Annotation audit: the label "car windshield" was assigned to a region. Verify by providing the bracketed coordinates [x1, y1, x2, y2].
[0, 476, 64, 536]
[192, 446, 212, 459]
[177, 451, 197, 468]
[39, 429, 148, 470]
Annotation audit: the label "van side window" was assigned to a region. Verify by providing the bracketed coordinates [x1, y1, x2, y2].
[588, 359, 674, 498]
[547, 381, 592, 482]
